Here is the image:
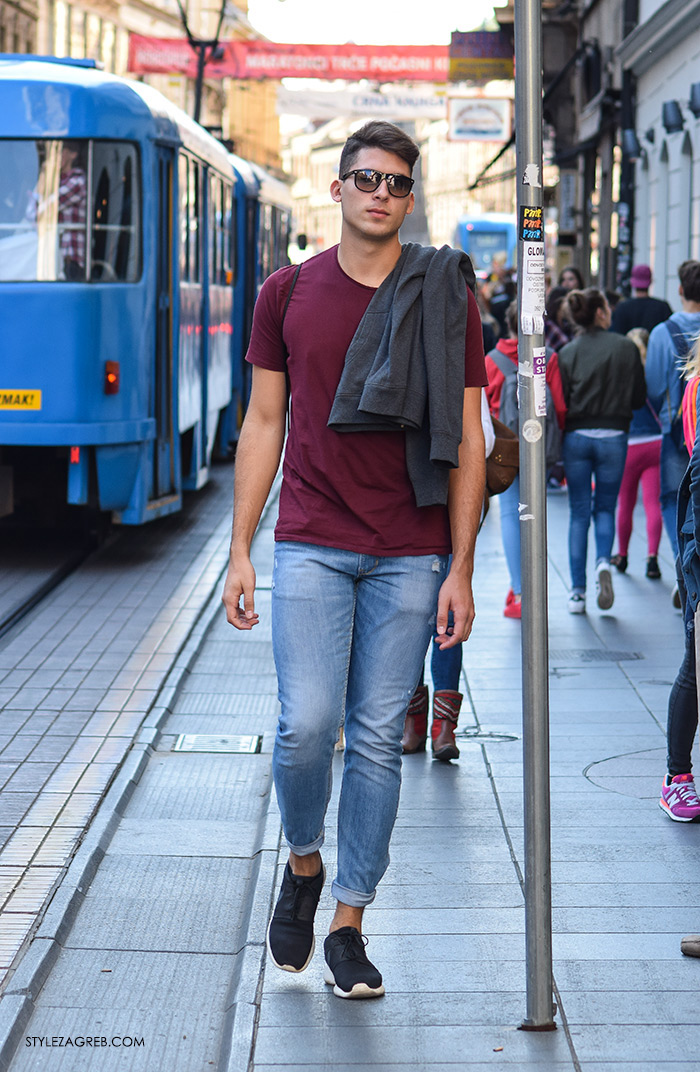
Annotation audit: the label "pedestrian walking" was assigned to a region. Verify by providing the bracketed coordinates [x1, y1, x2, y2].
[401, 391, 495, 762]
[611, 263, 673, 335]
[660, 336, 700, 833]
[484, 299, 566, 618]
[558, 288, 646, 614]
[645, 260, 700, 564]
[222, 121, 487, 1000]
[611, 328, 664, 579]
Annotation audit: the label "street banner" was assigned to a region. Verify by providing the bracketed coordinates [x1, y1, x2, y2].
[128, 37, 450, 83]
[449, 30, 514, 83]
[447, 97, 510, 141]
[276, 85, 446, 119]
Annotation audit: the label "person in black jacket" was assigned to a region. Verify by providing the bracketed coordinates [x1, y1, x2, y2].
[611, 264, 673, 335]
[558, 288, 647, 614]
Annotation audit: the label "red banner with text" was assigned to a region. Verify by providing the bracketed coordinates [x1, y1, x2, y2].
[127, 37, 450, 83]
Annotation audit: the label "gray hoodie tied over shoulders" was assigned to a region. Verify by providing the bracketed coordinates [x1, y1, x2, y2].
[327, 242, 476, 508]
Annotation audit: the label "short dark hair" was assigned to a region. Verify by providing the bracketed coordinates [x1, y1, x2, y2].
[545, 284, 568, 320]
[566, 287, 607, 330]
[506, 299, 519, 336]
[338, 121, 420, 178]
[678, 260, 700, 302]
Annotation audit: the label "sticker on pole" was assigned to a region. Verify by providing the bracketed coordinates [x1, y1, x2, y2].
[533, 345, 547, 417]
[519, 207, 545, 335]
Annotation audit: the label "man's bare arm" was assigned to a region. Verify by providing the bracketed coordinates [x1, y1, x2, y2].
[435, 386, 486, 649]
[222, 365, 287, 630]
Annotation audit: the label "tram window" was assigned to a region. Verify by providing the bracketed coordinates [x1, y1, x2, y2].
[179, 154, 190, 281]
[191, 161, 201, 284]
[209, 175, 221, 284]
[209, 177, 233, 285]
[0, 138, 87, 282]
[90, 142, 141, 282]
[0, 138, 142, 283]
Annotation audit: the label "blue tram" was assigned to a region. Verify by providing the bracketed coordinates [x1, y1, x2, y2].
[0, 56, 290, 525]
[453, 213, 517, 280]
[222, 154, 291, 446]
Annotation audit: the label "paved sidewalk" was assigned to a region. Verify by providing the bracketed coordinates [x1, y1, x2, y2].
[0, 467, 237, 992]
[6, 484, 700, 1071]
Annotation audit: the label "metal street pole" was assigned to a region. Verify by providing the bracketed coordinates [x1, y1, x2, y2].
[513, 0, 557, 1031]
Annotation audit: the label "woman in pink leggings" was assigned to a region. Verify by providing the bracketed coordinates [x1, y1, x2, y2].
[612, 329, 663, 579]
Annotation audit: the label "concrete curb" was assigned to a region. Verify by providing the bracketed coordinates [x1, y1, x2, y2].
[0, 471, 283, 1072]
[219, 790, 282, 1072]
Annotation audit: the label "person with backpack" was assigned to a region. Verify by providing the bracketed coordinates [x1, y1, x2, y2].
[484, 299, 566, 618]
[558, 288, 646, 614]
[645, 260, 700, 566]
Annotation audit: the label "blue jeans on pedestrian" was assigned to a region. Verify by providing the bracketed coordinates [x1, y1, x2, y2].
[562, 432, 628, 592]
[498, 475, 521, 595]
[660, 433, 689, 558]
[271, 541, 447, 907]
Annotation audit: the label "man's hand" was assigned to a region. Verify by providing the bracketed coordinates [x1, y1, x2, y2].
[434, 564, 475, 649]
[222, 555, 259, 630]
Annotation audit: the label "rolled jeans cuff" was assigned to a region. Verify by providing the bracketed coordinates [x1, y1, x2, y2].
[286, 829, 325, 857]
[330, 879, 377, 908]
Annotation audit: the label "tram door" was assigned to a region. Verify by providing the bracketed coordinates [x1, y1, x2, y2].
[154, 147, 176, 499]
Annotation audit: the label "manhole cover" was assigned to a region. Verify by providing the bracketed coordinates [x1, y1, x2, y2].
[549, 649, 643, 663]
[173, 734, 262, 754]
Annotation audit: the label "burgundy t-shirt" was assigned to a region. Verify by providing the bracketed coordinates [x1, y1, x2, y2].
[246, 246, 486, 556]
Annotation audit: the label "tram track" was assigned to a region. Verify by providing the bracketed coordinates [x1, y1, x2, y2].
[0, 525, 111, 641]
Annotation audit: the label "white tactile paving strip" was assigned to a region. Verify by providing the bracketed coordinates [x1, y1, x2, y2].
[0, 467, 238, 985]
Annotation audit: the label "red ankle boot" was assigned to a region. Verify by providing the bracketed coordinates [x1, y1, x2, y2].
[431, 690, 462, 761]
[401, 684, 429, 753]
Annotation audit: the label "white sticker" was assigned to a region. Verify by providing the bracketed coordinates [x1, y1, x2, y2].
[522, 164, 541, 188]
[521, 241, 545, 336]
[522, 418, 542, 443]
[533, 345, 547, 417]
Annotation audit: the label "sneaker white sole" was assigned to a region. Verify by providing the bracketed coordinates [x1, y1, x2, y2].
[266, 919, 315, 973]
[323, 964, 385, 999]
[596, 567, 614, 610]
[658, 797, 700, 823]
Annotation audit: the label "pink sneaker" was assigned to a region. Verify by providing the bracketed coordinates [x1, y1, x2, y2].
[659, 774, 700, 822]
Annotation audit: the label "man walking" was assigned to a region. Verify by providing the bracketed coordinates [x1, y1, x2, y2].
[646, 260, 700, 559]
[611, 263, 672, 334]
[222, 121, 486, 999]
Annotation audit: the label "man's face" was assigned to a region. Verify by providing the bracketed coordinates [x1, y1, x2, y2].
[330, 148, 414, 242]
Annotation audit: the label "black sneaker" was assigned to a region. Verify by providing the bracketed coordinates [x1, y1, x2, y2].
[266, 861, 325, 973]
[646, 555, 662, 579]
[323, 926, 385, 999]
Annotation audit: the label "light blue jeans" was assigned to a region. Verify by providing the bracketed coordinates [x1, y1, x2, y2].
[498, 476, 522, 594]
[271, 541, 447, 907]
[562, 431, 628, 591]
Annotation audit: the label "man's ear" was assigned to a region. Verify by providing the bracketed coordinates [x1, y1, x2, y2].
[330, 178, 342, 203]
[404, 192, 415, 216]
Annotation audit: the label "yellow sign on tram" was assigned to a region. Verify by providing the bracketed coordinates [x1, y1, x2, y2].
[0, 390, 42, 411]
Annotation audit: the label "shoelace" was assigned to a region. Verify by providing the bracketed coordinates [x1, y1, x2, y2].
[670, 780, 700, 805]
[289, 874, 319, 919]
[331, 931, 368, 962]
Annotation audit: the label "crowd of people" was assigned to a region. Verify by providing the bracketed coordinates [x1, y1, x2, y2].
[479, 257, 700, 869]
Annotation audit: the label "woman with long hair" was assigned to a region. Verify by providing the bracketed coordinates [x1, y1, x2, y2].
[558, 288, 646, 613]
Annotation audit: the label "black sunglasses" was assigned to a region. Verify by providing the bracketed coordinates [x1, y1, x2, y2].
[341, 168, 414, 198]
